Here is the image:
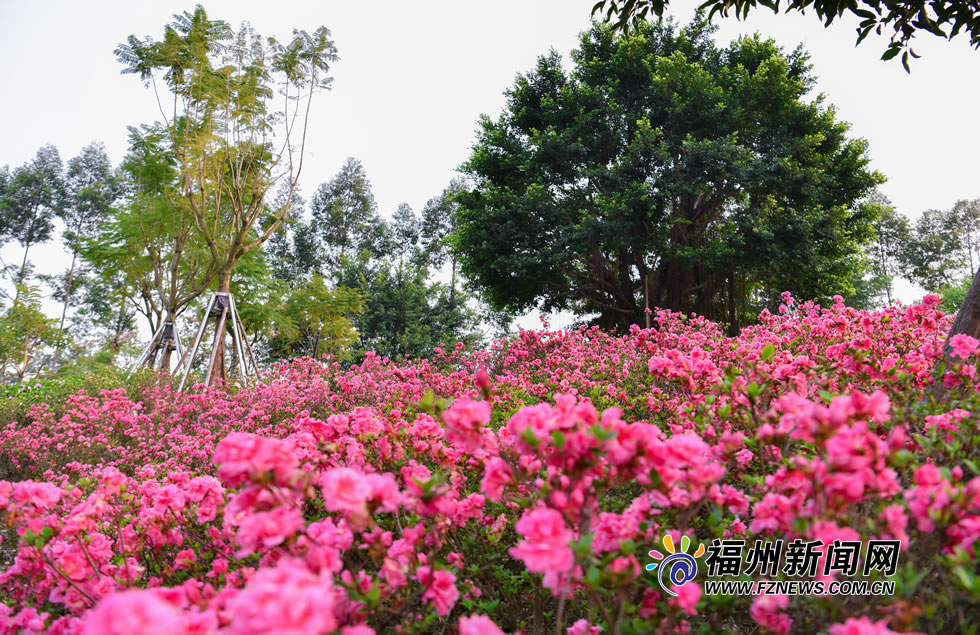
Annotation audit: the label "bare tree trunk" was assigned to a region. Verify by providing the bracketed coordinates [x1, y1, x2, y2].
[57, 252, 77, 334]
[727, 272, 739, 336]
[932, 266, 980, 404]
[643, 271, 651, 329]
[18, 333, 31, 382]
[450, 254, 457, 303]
[662, 208, 696, 314]
[16, 244, 31, 293]
[110, 301, 128, 358]
[51, 251, 78, 369]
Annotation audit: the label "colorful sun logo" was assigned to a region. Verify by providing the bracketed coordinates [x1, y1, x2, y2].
[645, 535, 704, 596]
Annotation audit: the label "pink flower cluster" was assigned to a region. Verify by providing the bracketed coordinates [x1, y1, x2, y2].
[0, 294, 976, 633]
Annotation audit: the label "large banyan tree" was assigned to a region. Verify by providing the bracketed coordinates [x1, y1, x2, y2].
[455, 19, 883, 330]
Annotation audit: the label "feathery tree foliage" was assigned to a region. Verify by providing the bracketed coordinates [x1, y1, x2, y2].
[420, 179, 468, 295]
[116, 5, 338, 380]
[269, 275, 364, 361]
[80, 126, 214, 351]
[893, 198, 980, 313]
[115, 6, 337, 292]
[336, 254, 478, 361]
[0, 285, 65, 382]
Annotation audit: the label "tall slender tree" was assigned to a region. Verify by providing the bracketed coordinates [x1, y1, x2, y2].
[51, 142, 122, 362]
[865, 195, 910, 305]
[390, 203, 421, 261]
[952, 198, 980, 274]
[116, 6, 338, 382]
[310, 157, 384, 277]
[421, 179, 466, 296]
[0, 146, 65, 297]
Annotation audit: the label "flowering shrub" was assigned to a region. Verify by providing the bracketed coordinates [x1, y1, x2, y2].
[1, 294, 978, 633]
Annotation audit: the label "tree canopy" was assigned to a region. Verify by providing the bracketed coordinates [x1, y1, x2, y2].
[0, 145, 66, 292]
[115, 5, 338, 292]
[455, 19, 882, 330]
[592, 0, 980, 70]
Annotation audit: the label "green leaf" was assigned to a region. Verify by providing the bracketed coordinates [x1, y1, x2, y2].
[522, 426, 540, 448]
[552, 430, 566, 448]
[953, 565, 974, 590]
[418, 390, 435, 413]
[586, 565, 601, 589]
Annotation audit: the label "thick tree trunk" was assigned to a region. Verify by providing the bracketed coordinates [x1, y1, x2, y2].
[727, 272, 739, 336]
[662, 256, 691, 313]
[661, 206, 696, 314]
[932, 267, 980, 404]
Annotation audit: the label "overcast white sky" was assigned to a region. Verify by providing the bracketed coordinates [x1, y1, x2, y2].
[2, 0, 977, 325]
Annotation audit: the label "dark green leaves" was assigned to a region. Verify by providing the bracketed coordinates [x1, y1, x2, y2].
[457, 20, 880, 328]
[592, 0, 980, 71]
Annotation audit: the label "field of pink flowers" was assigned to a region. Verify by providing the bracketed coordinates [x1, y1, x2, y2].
[1, 294, 978, 634]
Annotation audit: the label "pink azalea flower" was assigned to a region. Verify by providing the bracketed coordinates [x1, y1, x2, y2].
[213, 433, 298, 487]
[827, 617, 912, 635]
[949, 333, 979, 360]
[670, 581, 701, 616]
[417, 566, 459, 617]
[481, 457, 513, 502]
[83, 590, 185, 635]
[443, 398, 491, 448]
[236, 507, 304, 557]
[321, 467, 372, 517]
[567, 619, 604, 635]
[509, 508, 574, 578]
[226, 559, 336, 634]
[459, 614, 506, 635]
[750, 594, 792, 635]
